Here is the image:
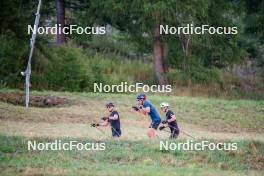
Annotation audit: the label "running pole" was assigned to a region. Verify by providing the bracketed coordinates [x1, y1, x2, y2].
[166, 124, 196, 139]
[110, 126, 121, 142]
[23, 0, 41, 108]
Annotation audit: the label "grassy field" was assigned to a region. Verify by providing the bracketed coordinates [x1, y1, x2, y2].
[0, 89, 263, 175]
[0, 135, 263, 175]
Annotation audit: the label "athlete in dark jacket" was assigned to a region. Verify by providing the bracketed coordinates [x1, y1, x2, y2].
[100, 102, 121, 137]
[160, 102, 179, 139]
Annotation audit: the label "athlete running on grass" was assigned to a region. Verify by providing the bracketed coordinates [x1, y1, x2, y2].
[160, 102, 179, 139]
[91, 102, 121, 138]
[133, 93, 161, 138]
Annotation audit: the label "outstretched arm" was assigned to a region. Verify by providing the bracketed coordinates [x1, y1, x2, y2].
[99, 120, 109, 126]
[90, 117, 110, 127]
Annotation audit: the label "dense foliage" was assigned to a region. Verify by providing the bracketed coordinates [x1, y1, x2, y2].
[0, 0, 263, 97]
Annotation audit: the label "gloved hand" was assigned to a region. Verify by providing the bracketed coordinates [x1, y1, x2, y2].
[162, 120, 168, 124]
[132, 106, 139, 111]
[101, 117, 109, 121]
[159, 126, 166, 130]
[90, 123, 99, 127]
[132, 105, 143, 111]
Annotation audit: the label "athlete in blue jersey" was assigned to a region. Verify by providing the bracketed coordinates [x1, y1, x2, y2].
[133, 93, 161, 138]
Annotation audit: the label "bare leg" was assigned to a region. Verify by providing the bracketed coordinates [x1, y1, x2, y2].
[147, 128, 156, 138]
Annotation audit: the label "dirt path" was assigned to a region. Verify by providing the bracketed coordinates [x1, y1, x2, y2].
[1, 120, 263, 142]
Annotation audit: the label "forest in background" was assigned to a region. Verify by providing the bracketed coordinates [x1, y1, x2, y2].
[0, 0, 263, 99]
[1, 1, 264, 175]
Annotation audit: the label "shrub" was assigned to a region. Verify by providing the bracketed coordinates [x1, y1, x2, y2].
[167, 67, 220, 86]
[30, 43, 154, 92]
[0, 33, 28, 89]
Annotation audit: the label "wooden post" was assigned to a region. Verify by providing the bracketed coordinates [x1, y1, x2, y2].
[24, 0, 41, 108]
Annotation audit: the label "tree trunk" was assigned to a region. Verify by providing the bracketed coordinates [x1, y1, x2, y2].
[55, 0, 66, 44]
[179, 34, 191, 71]
[152, 25, 168, 85]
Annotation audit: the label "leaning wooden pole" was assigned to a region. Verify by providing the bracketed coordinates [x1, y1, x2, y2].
[24, 0, 41, 108]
